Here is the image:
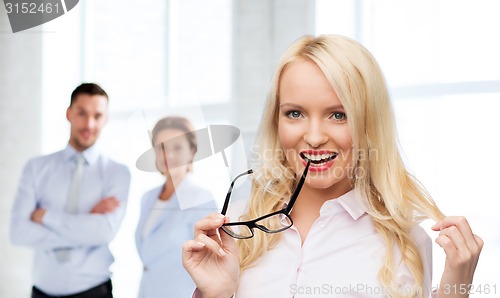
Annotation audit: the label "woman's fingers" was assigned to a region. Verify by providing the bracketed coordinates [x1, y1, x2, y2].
[183, 233, 226, 260]
[182, 240, 207, 269]
[183, 240, 206, 254]
[474, 234, 484, 250]
[183, 215, 240, 298]
[182, 233, 228, 270]
[219, 217, 238, 253]
[432, 215, 483, 276]
[195, 233, 229, 257]
[432, 216, 479, 252]
[194, 213, 226, 238]
[185, 214, 237, 263]
[432, 216, 484, 297]
[437, 225, 468, 259]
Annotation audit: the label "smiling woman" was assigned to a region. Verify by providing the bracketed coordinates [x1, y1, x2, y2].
[182, 35, 483, 298]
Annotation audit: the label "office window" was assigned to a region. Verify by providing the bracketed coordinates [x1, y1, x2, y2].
[168, 0, 232, 106]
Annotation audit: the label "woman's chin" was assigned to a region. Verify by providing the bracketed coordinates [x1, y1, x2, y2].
[305, 174, 352, 192]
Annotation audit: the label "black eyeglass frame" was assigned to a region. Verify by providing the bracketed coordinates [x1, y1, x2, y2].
[220, 160, 311, 239]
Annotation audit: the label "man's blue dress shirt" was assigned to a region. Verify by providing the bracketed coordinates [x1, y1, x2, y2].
[10, 144, 131, 296]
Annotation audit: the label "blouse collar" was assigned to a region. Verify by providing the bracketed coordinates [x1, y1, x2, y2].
[319, 189, 366, 220]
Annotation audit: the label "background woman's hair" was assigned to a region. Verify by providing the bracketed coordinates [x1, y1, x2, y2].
[151, 116, 198, 172]
[238, 34, 445, 297]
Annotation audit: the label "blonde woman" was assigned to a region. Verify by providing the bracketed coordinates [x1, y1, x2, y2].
[182, 35, 483, 297]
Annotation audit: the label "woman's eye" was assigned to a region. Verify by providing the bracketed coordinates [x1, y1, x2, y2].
[287, 110, 302, 119]
[331, 112, 346, 121]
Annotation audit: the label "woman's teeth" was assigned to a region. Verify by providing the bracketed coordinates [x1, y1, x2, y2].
[301, 152, 337, 164]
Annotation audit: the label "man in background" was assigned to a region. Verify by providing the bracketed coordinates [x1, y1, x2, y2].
[10, 83, 131, 298]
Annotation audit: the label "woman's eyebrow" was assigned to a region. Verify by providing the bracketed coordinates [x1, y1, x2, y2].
[279, 103, 345, 110]
[325, 105, 345, 110]
[279, 103, 302, 109]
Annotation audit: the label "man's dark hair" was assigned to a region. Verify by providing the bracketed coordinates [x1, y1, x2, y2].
[70, 83, 108, 106]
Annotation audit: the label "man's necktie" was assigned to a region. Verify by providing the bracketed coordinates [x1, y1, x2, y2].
[67, 154, 85, 214]
[55, 154, 85, 262]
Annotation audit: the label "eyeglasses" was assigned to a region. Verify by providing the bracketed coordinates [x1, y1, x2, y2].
[220, 160, 311, 239]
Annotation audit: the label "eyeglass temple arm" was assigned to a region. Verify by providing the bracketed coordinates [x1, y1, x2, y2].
[285, 160, 311, 214]
[221, 169, 253, 215]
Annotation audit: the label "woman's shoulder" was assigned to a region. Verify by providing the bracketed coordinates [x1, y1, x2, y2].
[409, 223, 433, 296]
[177, 174, 218, 210]
[181, 174, 215, 197]
[410, 223, 433, 266]
[410, 224, 432, 246]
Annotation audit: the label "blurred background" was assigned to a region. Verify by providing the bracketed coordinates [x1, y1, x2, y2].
[1, 0, 499, 297]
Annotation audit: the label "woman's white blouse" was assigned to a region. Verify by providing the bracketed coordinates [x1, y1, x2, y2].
[141, 199, 169, 240]
[234, 190, 433, 298]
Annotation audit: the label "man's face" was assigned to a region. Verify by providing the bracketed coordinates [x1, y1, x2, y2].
[66, 94, 108, 151]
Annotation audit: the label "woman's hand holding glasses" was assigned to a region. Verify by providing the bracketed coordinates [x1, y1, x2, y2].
[183, 161, 310, 297]
[182, 212, 239, 298]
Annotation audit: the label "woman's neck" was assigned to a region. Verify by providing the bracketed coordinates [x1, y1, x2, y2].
[293, 180, 352, 214]
[290, 181, 352, 244]
[159, 172, 188, 201]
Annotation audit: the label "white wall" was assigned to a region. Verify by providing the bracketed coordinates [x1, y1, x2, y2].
[0, 9, 42, 297]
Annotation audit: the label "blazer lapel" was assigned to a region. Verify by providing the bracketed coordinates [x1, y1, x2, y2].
[136, 186, 162, 251]
[149, 174, 194, 236]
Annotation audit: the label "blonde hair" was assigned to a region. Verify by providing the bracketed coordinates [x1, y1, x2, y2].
[238, 35, 445, 297]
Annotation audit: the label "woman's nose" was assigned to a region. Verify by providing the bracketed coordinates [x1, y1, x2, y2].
[303, 121, 328, 148]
